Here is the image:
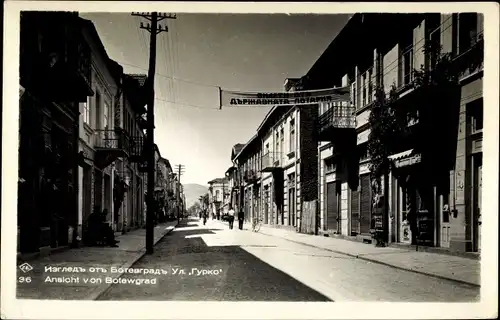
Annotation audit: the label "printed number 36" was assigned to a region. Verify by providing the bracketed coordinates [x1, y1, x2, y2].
[18, 277, 32, 283]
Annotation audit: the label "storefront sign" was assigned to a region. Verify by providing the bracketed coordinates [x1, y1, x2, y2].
[394, 154, 422, 168]
[219, 86, 350, 108]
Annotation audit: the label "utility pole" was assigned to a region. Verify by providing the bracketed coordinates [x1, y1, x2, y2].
[133, 11, 176, 254]
[176, 164, 185, 221]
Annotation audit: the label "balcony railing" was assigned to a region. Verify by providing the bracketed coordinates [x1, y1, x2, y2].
[94, 129, 130, 152]
[261, 152, 283, 172]
[318, 104, 356, 136]
[129, 135, 146, 162]
[244, 169, 260, 183]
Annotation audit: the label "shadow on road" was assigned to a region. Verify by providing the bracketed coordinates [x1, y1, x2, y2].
[98, 221, 332, 301]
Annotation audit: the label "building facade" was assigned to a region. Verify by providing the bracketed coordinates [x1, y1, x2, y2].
[208, 178, 229, 219]
[313, 13, 483, 253]
[231, 78, 319, 233]
[18, 12, 93, 253]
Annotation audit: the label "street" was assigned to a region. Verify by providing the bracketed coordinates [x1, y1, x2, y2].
[98, 218, 480, 302]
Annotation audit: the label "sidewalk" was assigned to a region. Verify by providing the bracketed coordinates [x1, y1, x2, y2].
[256, 225, 480, 287]
[16, 221, 178, 300]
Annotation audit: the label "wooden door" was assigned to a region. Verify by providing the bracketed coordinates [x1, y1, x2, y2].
[289, 188, 296, 227]
[326, 182, 338, 232]
[350, 184, 360, 235]
[359, 174, 371, 234]
[473, 154, 482, 252]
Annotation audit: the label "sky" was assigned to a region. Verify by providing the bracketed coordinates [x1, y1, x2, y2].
[80, 13, 350, 185]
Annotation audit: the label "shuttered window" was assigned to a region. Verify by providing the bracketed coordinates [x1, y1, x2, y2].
[350, 184, 360, 235]
[326, 182, 338, 232]
[360, 174, 371, 234]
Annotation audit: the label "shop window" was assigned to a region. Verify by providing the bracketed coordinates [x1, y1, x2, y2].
[469, 99, 483, 134]
[325, 158, 336, 173]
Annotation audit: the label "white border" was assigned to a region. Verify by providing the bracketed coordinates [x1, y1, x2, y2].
[2, 2, 499, 319]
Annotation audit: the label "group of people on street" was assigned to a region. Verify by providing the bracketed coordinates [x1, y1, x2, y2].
[227, 206, 244, 230]
[85, 207, 120, 248]
[198, 206, 245, 230]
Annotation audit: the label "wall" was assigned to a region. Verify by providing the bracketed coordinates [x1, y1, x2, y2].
[299, 105, 319, 203]
[450, 77, 483, 251]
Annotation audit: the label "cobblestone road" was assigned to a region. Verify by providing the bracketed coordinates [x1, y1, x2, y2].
[98, 218, 480, 302]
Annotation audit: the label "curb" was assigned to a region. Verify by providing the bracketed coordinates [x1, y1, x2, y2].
[257, 230, 480, 288]
[87, 222, 178, 300]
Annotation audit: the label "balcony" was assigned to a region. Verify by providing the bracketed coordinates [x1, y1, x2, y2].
[454, 30, 484, 81]
[43, 32, 93, 103]
[137, 114, 148, 130]
[129, 135, 146, 163]
[261, 153, 283, 172]
[94, 129, 130, 169]
[244, 169, 260, 184]
[317, 104, 356, 141]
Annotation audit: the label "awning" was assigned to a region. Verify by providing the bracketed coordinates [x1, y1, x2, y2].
[388, 149, 414, 161]
[389, 149, 422, 168]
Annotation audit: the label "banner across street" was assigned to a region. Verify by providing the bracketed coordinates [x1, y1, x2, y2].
[219, 86, 351, 108]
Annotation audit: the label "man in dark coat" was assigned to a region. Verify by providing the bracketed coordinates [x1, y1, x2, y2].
[238, 209, 245, 230]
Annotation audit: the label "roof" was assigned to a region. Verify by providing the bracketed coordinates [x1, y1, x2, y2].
[78, 18, 122, 84]
[225, 166, 236, 176]
[231, 143, 245, 160]
[127, 74, 148, 87]
[207, 177, 228, 185]
[233, 134, 258, 162]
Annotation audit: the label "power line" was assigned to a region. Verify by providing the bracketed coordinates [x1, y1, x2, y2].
[154, 97, 220, 110]
[115, 60, 221, 89]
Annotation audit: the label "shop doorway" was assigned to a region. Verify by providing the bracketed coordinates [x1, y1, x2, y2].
[264, 186, 269, 224]
[439, 188, 451, 249]
[326, 181, 339, 233]
[289, 187, 296, 227]
[350, 185, 360, 235]
[359, 174, 372, 235]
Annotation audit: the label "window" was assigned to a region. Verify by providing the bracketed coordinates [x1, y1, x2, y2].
[289, 119, 296, 153]
[429, 26, 441, 69]
[469, 99, 483, 133]
[280, 128, 284, 163]
[351, 82, 357, 108]
[359, 145, 370, 162]
[275, 132, 280, 163]
[459, 13, 479, 54]
[82, 97, 90, 125]
[215, 190, 220, 201]
[103, 101, 110, 130]
[95, 92, 101, 129]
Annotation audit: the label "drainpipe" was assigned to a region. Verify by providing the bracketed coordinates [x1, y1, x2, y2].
[110, 163, 115, 231]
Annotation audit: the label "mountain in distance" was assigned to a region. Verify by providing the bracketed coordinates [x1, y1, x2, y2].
[182, 183, 209, 208]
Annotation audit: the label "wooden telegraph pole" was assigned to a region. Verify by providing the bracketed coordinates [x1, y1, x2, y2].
[132, 12, 176, 254]
[176, 164, 185, 221]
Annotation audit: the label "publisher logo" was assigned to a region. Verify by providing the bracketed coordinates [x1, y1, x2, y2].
[19, 262, 33, 273]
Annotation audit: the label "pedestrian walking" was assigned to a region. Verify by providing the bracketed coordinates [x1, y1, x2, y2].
[238, 209, 244, 230]
[203, 210, 208, 225]
[228, 206, 235, 229]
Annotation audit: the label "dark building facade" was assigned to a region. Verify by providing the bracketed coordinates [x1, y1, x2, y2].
[18, 11, 93, 253]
